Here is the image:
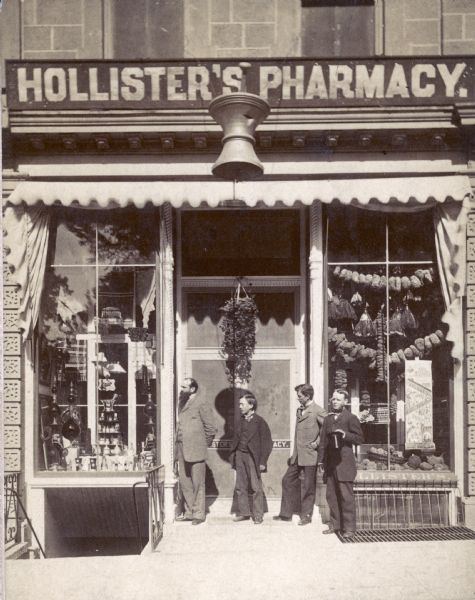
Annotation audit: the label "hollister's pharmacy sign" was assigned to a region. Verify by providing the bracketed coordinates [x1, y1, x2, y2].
[6, 58, 474, 110]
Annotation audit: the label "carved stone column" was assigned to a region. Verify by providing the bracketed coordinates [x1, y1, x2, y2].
[309, 202, 325, 400]
[159, 203, 176, 521]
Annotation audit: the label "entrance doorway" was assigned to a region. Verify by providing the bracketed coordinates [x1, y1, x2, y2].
[177, 208, 306, 499]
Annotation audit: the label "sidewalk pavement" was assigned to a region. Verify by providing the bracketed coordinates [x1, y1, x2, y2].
[5, 508, 475, 600]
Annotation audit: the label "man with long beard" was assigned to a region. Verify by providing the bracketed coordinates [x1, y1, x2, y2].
[175, 378, 217, 525]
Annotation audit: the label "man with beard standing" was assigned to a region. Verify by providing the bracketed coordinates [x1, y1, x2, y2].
[175, 377, 217, 525]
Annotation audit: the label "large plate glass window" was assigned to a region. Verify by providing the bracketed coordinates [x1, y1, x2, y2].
[37, 207, 159, 473]
[326, 206, 452, 474]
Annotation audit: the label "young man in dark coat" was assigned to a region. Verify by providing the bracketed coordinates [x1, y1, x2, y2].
[229, 393, 273, 524]
[317, 388, 364, 539]
[274, 383, 327, 525]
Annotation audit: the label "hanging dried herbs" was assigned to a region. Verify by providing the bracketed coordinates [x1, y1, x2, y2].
[219, 283, 258, 385]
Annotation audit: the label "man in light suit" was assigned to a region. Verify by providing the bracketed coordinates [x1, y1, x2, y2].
[274, 384, 327, 526]
[317, 388, 364, 539]
[175, 377, 217, 525]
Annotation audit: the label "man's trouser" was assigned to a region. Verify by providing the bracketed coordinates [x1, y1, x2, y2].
[234, 450, 264, 520]
[176, 442, 206, 520]
[325, 473, 356, 533]
[279, 463, 317, 519]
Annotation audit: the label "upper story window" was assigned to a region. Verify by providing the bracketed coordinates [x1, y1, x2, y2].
[301, 0, 376, 57]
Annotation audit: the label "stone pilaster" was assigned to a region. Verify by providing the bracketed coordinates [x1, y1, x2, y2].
[309, 202, 325, 401]
[158, 203, 176, 521]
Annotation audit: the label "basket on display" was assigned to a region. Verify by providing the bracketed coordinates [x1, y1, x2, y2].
[368, 447, 405, 464]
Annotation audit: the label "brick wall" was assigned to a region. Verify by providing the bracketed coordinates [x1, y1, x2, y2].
[385, 0, 475, 56]
[467, 202, 475, 497]
[442, 0, 475, 55]
[19, 0, 102, 60]
[184, 0, 301, 58]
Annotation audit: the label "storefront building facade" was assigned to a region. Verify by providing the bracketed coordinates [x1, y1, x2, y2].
[2, 0, 475, 556]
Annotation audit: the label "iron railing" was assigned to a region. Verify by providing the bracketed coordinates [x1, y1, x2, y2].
[4, 473, 21, 545]
[4, 473, 47, 558]
[354, 480, 457, 530]
[132, 464, 165, 554]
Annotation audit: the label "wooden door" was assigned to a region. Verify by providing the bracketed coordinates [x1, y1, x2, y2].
[183, 289, 301, 498]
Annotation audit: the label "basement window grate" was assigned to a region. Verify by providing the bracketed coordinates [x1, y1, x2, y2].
[337, 526, 475, 544]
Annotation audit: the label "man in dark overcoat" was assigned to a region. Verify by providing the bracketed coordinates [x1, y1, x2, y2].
[175, 377, 217, 525]
[274, 383, 327, 526]
[230, 393, 273, 524]
[317, 388, 364, 539]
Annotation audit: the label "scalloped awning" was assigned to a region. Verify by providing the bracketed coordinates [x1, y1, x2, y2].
[5, 175, 471, 208]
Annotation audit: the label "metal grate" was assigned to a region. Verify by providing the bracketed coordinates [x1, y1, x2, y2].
[337, 526, 475, 544]
[355, 488, 452, 529]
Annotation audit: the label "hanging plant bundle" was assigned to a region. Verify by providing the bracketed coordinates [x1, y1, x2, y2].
[219, 288, 258, 385]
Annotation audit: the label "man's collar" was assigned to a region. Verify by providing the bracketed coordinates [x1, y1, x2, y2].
[244, 412, 255, 422]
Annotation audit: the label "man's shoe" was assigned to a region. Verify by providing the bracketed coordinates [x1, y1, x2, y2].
[342, 531, 355, 539]
[272, 515, 292, 522]
[298, 517, 312, 526]
[253, 517, 263, 524]
[175, 515, 193, 522]
[191, 518, 205, 526]
[322, 527, 339, 535]
[232, 515, 250, 522]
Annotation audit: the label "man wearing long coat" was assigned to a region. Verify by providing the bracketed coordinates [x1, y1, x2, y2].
[175, 377, 217, 525]
[318, 388, 364, 538]
[230, 393, 273, 524]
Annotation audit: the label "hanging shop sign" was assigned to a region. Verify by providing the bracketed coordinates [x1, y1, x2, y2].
[404, 360, 435, 450]
[6, 57, 474, 110]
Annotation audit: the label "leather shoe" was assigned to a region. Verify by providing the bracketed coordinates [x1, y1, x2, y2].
[342, 531, 355, 539]
[272, 515, 292, 522]
[322, 527, 339, 535]
[253, 518, 263, 524]
[298, 517, 312, 526]
[192, 518, 205, 526]
[233, 515, 250, 522]
[175, 515, 193, 522]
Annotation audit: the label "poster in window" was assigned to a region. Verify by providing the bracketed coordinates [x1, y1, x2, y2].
[405, 360, 435, 450]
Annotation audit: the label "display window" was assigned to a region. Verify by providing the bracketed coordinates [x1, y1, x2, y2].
[326, 206, 453, 474]
[37, 207, 159, 473]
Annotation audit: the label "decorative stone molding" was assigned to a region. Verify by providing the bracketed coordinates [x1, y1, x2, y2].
[4, 404, 21, 426]
[4, 450, 21, 472]
[4, 426, 21, 448]
[3, 381, 21, 403]
[4, 333, 21, 356]
[4, 357, 21, 379]
[3, 287, 19, 309]
[3, 311, 19, 331]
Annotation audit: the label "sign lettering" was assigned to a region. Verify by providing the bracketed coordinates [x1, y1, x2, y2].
[6, 58, 474, 110]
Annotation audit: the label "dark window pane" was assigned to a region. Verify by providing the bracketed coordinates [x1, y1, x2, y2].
[40, 267, 96, 341]
[52, 211, 96, 265]
[98, 267, 155, 333]
[97, 209, 158, 265]
[327, 206, 386, 263]
[388, 212, 435, 262]
[182, 210, 300, 276]
[302, 1, 375, 58]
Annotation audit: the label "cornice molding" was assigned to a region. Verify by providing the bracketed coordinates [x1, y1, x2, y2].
[7, 105, 459, 134]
